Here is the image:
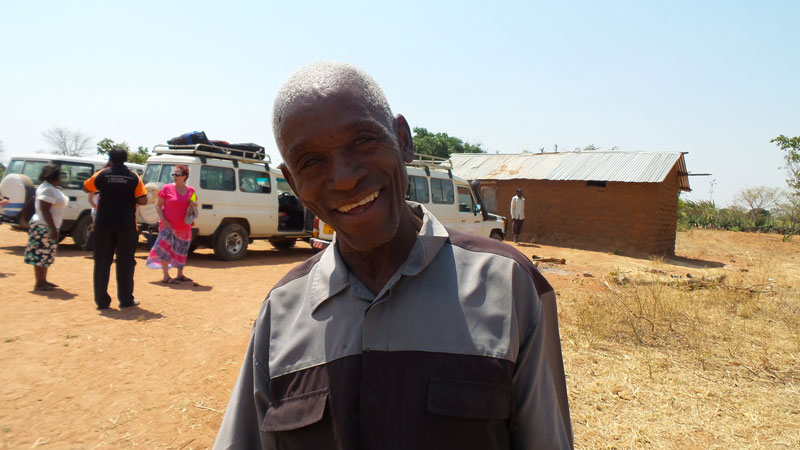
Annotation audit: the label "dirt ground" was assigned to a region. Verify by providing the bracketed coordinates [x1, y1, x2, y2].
[1, 225, 798, 449]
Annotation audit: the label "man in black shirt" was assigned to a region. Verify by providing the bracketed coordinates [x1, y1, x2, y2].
[83, 148, 148, 309]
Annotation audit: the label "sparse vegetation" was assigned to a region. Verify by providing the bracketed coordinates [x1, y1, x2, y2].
[561, 249, 800, 448]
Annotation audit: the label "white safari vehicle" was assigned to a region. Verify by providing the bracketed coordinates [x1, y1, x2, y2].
[0, 154, 142, 247]
[138, 144, 312, 260]
[310, 154, 507, 250]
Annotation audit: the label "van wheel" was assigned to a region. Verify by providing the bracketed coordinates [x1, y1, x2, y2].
[214, 223, 248, 261]
[490, 230, 504, 241]
[268, 237, 296, 250]
[72, 215, 93, 248]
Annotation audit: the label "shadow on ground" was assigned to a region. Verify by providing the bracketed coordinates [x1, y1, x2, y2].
[665, 255, 726, 269]
[1, 245, 26, 256]
[148, 279, 213, 292]
[29, 287, 77, 300]
[99, 307, 164, 321]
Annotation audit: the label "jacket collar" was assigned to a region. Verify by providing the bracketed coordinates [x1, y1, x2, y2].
[308, 203, 449, 312]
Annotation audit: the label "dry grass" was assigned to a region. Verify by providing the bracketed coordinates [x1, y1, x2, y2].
[559, 249, 800, 449]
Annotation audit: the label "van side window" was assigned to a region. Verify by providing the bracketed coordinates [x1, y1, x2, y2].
[457, 186, 476, 213]
[56, 162, 94, 189]
[431, 179, 454, 204]
[201, 166, 235, 191]
[239, 169, 271, 193]
[406, 175, 430, 203]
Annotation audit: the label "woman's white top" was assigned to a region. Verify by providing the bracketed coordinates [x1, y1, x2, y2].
[30, 182, 70, 228]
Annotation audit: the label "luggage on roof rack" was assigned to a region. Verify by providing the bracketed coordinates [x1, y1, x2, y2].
[167, 131, 211, 147]
[227, 143, 265, 160]
[153, 144, 272, 165]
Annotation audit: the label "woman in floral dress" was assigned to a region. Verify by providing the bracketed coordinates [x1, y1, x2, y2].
[24, 164, 69, 291]
[146, 164, 197, 284]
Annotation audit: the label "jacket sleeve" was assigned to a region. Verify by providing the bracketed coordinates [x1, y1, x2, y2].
[510, 268, 573, 450]
[83, 170, 101, 192]
[214, 328, 274, 450]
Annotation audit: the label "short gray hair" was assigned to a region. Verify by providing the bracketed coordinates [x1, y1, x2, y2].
[272, 62, 394, 147]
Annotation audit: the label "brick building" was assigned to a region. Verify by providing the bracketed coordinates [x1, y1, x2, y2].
[450, 152, 691, 255]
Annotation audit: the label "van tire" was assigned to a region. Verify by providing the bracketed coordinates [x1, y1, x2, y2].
[214, 223, 248, 261]
[490, 230, 504, 241]
[72, 215, 93, 249]
[268, 237, 296, 250]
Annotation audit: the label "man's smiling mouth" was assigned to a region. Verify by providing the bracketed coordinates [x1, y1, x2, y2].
[336, 191, 380, 213]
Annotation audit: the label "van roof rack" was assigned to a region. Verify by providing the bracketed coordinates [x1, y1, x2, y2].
[153, 144, 272, 166]
[407, 153, 453, 178]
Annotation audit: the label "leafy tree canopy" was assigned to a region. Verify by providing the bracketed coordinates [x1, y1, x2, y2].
[97, 138, 151, 165]
[772, 134, 800, 194]
[412, 127, 485, 159]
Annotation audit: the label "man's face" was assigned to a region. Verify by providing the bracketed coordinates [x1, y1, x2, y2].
[278, 92, 413, 252]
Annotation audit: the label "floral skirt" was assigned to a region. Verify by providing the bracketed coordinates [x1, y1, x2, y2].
[146, 226, 192, 270]
[24, 223, 58, 267]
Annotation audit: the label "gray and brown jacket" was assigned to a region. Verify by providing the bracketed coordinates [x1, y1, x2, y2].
[215, 208, 573, 449]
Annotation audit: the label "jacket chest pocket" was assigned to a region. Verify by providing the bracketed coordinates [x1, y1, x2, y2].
[261, 388, 336, 450]
[425, 378, 512, 450]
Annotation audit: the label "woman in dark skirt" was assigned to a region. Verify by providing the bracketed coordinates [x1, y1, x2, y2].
[24, 164, 69, 291]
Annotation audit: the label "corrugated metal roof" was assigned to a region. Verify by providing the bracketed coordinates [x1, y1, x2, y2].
[450, 151, 691, 191]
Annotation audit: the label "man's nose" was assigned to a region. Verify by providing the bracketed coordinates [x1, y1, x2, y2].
[327, 153, 366, 191]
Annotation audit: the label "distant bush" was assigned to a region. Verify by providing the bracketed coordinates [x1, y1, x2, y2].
[678, 197, 799, 237]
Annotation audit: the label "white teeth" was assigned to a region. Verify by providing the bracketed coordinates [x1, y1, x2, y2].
[337, 191, 379, 213]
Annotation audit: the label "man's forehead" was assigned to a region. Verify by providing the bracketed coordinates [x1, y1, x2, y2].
[282, 86, 376, 120]
[279, 92, 389, 146]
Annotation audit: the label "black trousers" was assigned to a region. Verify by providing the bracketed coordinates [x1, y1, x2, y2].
[93, 226, 138, 308]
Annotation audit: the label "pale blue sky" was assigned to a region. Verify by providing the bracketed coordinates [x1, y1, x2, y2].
[1, 0, 797, 206]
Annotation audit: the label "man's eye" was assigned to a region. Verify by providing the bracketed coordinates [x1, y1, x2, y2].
[353, 136, 373, 146]
[297, 157, 320, 170]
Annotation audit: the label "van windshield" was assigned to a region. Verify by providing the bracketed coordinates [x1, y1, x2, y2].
[143, 164, 175, 184]
[6, 160, 48, 182]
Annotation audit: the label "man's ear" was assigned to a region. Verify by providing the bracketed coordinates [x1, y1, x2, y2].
[395, 114, 415, 163]
[279, 163, 299, 194]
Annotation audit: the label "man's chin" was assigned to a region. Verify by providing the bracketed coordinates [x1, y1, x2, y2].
[337, 234, 393, 253]
[335, 222, 403, 253]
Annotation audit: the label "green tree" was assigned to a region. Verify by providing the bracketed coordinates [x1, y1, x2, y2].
[96, 138, 151, 164]
[771, 135, 800, 193]
[412, 127, 486, 159]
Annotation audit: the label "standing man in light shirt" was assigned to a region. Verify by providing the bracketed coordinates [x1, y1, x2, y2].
[510, 188, 525, 244]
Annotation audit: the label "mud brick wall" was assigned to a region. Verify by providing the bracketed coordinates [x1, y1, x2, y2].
[486, 166, 682, 255]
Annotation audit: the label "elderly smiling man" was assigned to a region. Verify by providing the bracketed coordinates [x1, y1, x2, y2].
[214, 62, 573, 450]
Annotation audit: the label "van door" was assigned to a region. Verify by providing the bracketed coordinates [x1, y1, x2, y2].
[54, 160, 97, 224]
[429, 176, 457, 225]
[237, 168, 276, 235]
[197, 164, 238, 235]
[456, 184, 482, 235]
